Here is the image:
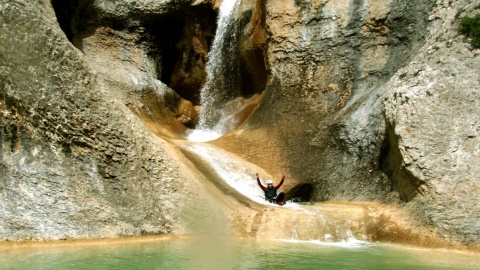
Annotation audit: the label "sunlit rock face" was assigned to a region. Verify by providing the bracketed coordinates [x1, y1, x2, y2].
[383, 1, 480, 245]
[0, 0, 224, 240]
[220, 0, 480, 245]
[224, 0, 435, 200]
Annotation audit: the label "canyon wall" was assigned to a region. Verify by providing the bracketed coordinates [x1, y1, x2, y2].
[383, 1, 480, 245]
[0, 0, 225, 240]
[1, 0, 479, 246]
[220, 0, 479, 245]
[229, 0, 436, 200]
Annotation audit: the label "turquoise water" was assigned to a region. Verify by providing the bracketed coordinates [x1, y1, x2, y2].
[1, 238, 479, 270]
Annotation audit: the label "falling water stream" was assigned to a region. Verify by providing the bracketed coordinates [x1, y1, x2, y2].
[186, 0, 248, 142]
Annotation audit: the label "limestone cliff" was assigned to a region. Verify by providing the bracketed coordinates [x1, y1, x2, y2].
[1, 0, 479, 247]
[0, 0, 224, 240]
[228, 0, 436, 200]
[383, 1, 480, 245]
[219, 0, 479, 245]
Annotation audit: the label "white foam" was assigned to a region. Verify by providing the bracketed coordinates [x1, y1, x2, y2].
[185, 95, 260, 142]
[280, 238, 374, 248]
[186, 129, 222, 142]
[186, 144, 274, 205]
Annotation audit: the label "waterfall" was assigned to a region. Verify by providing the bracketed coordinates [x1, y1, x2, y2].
[177, 140, 371, 243]
[178, 141, 297, 207]
[187, 0, 245, 142]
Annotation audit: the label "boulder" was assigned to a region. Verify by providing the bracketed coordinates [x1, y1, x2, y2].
[383, 1, 480, 244]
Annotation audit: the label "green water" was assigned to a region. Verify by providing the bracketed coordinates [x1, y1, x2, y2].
[1, 238, 479, 270]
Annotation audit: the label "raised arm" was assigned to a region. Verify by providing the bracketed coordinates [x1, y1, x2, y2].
[256, 173, 266, 191]
[275, 175, 285, 190]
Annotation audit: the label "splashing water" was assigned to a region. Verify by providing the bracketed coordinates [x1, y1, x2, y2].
[186, 95, 259, 142]
[185, 143, 272, 205]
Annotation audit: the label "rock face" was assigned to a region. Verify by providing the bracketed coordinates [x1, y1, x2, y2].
[0, 0, 223, 240]
[218, 0, 479, 245]
[1, 0, 479, 246]
[383, 1, 480, 244]
[222, 0, 435, 200]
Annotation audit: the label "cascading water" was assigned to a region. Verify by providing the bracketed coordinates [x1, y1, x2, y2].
[185, 143, 282, 206]
[179, 0, 367, 244]
[177, 140, 372, 243]
[187, 0, 248, 142]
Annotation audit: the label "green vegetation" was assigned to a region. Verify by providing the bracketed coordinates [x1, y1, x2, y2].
[459, 13, 480, 48]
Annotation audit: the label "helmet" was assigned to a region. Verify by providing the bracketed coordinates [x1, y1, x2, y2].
[266, 179, 273, 184]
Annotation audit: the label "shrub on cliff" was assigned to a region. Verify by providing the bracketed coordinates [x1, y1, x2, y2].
[459, 13, 480, 48]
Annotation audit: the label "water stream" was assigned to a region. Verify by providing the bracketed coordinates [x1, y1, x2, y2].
[186, 0, 245, 142]
[181, 142, 277, 205]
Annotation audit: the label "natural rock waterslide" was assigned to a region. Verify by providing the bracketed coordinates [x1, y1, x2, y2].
[0, 0, 479, 250]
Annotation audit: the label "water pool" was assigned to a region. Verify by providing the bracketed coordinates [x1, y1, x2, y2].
[1, 237, 478, 270]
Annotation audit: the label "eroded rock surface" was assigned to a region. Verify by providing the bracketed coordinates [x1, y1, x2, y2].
[383, 1, 480, 244]
[220, 0, 435, 200]
[0, 0, 224, 240]
[217, 0, 480, 245]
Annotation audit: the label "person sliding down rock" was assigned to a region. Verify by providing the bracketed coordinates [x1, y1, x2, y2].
[256, 173, 285, 205]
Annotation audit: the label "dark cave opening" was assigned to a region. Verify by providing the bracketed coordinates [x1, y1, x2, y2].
[158, 4, 218, 105]
[285, 184, 314, 202]
[51, 0, 81, 42]
[142, 13, 186, 88]
[378, 128, 393, 178]
[379, 123, 422, 202]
